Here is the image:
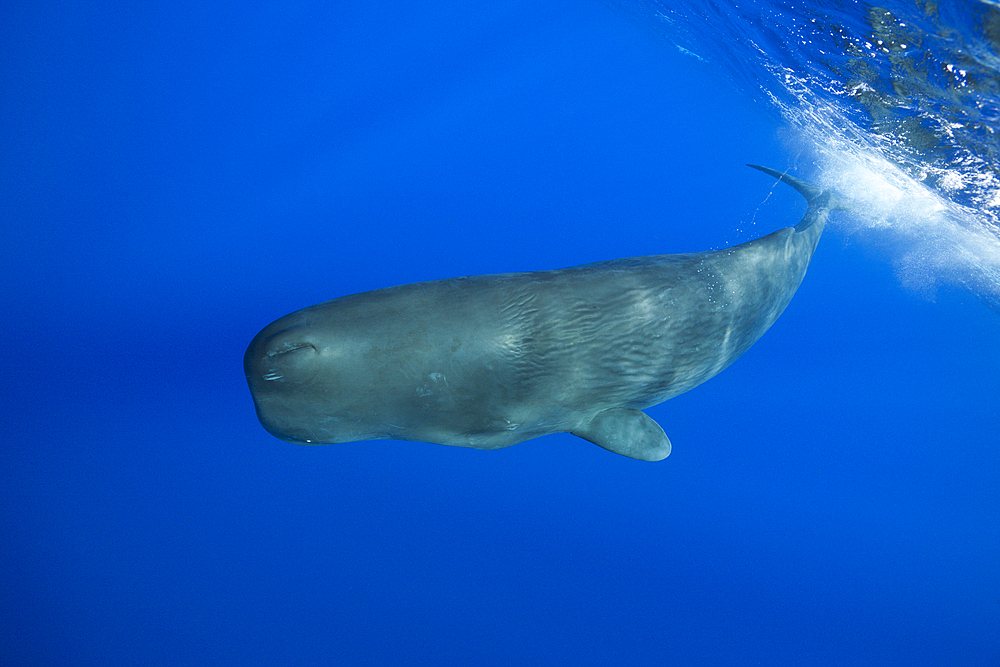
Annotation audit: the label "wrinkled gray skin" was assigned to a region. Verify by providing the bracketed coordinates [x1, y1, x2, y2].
[245, 166, 844, 460]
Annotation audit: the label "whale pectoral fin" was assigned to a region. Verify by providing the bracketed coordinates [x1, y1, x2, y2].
[571, 408, 671, 461]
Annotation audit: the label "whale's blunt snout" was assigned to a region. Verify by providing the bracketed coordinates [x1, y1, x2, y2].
[244, 322, 321, 387]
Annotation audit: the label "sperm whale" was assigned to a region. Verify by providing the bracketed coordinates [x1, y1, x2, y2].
[244, 165, 843, 460]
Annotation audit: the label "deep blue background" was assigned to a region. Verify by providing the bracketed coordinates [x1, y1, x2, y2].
[3, 1, 998, 665]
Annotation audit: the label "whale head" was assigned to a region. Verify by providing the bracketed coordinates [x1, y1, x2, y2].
[244, 305, 375, 445]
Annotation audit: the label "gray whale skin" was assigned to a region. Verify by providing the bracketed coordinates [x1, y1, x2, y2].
[245, 165, 844, 461]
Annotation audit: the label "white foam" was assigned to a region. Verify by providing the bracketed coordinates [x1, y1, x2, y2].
[811, 145, 1000, 310]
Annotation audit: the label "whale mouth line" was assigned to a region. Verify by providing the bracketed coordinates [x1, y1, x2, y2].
[266, 342, 316, 358]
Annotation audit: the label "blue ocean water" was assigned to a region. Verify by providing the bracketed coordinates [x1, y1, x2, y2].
[2, 1, 998, 665]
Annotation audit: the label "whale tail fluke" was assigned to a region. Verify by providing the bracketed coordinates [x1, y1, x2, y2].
[747, 163, 853, 222]
[747, 164, 822, 202]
